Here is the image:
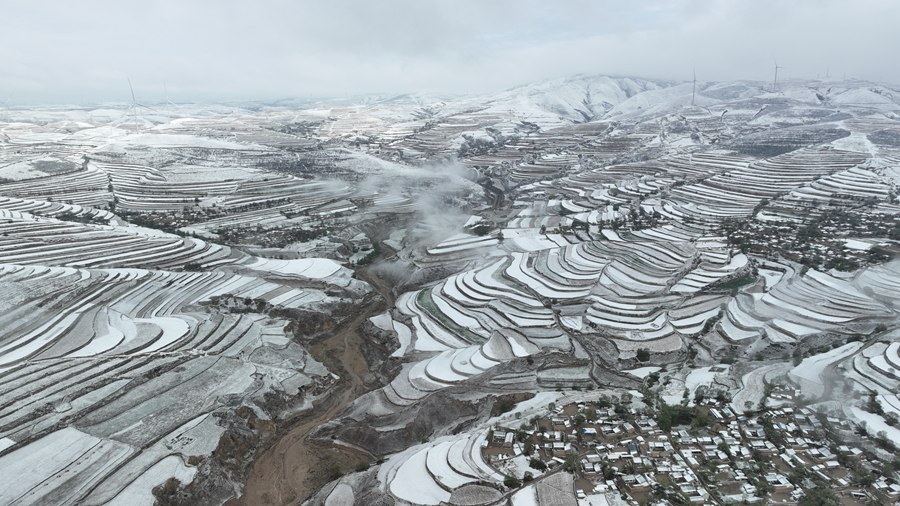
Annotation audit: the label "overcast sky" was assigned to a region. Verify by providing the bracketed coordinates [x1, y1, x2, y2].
[2, 0, 899, 105]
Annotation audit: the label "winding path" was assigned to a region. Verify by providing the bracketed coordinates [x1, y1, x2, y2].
[230, 254, 396, 506]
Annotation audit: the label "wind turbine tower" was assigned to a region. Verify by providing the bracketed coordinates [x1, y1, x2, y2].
[691, 67, 697, 107]
[126, 78, 156, 130]
[164, 82, 177, 108]
[772, 58, 784, 92]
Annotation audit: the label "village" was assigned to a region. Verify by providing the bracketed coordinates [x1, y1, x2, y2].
[720, 204, 900, 272]
[482, 393, 900, 505]
[4, 66, 900, 505]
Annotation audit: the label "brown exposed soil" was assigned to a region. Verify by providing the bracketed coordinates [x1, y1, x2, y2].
[228, 253, 396, 506]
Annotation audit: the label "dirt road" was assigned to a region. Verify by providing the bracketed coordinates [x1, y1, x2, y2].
[230, 261, 395, 506]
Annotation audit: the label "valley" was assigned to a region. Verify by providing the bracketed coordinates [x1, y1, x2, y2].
[1, 75, 900, 505]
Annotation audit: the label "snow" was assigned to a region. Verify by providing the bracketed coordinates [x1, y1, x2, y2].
[135, 316, 191, 353]
[325, 484, 355, 506]
[424, 350, 469, 383]
[500, 454, 544, 480]
[600, 229, 622, 241]
[878, 395, 900, 418]
[580, 494, 613, 506]
[468, 260, 543, 308]
[760, 292, 853, 324]
[833, 89, 899, 108]
[0, 312, 80, 370]
[847, 407, 900, 442]
[510, 484, 539, 506]
[844, 238, 873, 251]
[431, 288, 486, 335]
[108, 223, 183, 239]
[246, 257, 342, 279]
[806, 269, 872, 300]
[0, 160, 56, 180]
[370, 312, 393, 331]
[731, 363, 791, 414]
[685, 365, 729, 393]
[163, 414, 225, 457]
[464, 215, 483, 227]
[560, 315, 584, 331]
[267, 288, 308, 307]
[758, 268, 784, 290]
[107, 455, 197, 506]
[671, 307, 721, 328]
[389, 445, 451, 505]
[427, 236, 498, 254]
[110, 132, 267, 151]
[10, 77, 900, 506]
[0, 437, 14, 452]
[505, 334, 535, 357]
[661, 365, 730, 406]
[69, 310, 127, 357]
[162, 165, 260, 183]
[485, 391, 563, 427]
[792, 342, 863, 384]
[391, 321, 412, 357]
[0, 427, 134, 505]
[605, 82, 701, 120]
[455, 74, 665, 129]
[772, 318, 818, 337]
[510, 235, 560, 252]
[624, 366, 661, 379]
[501, 228, 560, 252]
[506, 252, 591, 299]
[406, 314, 452, 352]
[426, 441, 474, 489]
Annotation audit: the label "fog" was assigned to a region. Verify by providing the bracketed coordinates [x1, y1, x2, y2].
[2, 0, 899, 105]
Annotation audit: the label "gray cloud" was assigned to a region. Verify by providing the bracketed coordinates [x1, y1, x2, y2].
[2, 0, 898, 104]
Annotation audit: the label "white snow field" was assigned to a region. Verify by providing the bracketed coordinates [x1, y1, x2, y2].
[379, 424, 544, 503]
[106, 456, 197, 506]
[245, 257, 343, 279]
[790, 342, 864, 397]
[0, 427, 134, 505]
[5, 74, 900, 505]
[0, 211, 368, 502]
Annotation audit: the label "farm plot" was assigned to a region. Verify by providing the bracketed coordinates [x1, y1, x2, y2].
[845, 336, 900, 396]
[0, 427, 134, 506]
[789, 342, 864, 398]
[0, 243, 362, 502]
[378, 431, 503, 505]
[720, 264, 894, 345]
[660, 148, 866, 225]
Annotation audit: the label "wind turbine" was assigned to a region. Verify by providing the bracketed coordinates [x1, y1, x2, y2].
[772, 58, 784, 92]
[163, 81, 178, 109]
[126, 78, 156, 130]
[691, 67, 697, 107]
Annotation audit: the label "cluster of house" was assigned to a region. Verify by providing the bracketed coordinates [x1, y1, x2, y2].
[483, 399, 900, 505]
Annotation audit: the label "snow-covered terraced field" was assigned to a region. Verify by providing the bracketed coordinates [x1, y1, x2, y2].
[378, 430, 505, 505]
[0, 162, 111, 208]
[0, 250, 362, 501]
[845, 333, 900, 397]
[0, 203, 367, 504]
[93, 159, 359, 219]
[6, 74, 900, 505]
[647, 148, 868, 225]
[380, 226, 754, 405]
[0, 212, 238, 269]
[719, 265, 896, 345]
[790, 342, 865, 397]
